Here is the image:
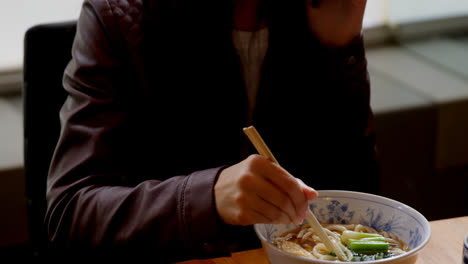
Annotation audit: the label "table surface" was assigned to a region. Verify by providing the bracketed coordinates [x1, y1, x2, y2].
[177, 216, 468, 264]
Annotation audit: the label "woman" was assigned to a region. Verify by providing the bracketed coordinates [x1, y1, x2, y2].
[45, 0, 378, 262]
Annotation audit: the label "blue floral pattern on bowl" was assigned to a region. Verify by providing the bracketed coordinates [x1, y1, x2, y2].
[311, 200, 355, 224]
[464, 235, 468, 264]
[310, 199, 410, 239]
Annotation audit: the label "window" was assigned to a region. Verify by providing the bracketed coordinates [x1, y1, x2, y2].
[0, 0, 83, 70]
[363, 0, 387, 28]
[363, 0, 468, 28]
[388, 0, 468, 24]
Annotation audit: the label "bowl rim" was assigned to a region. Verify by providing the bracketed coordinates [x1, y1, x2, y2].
[254, 190, 432, 264]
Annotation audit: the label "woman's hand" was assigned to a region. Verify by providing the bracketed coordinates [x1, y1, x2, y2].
[214, 154, 318, 226]
[306, 0, 367, 47]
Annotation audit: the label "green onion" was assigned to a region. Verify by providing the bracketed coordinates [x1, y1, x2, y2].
[348, 237, 386, 243]
[341, 231, 384, 244]
[341, 231, 390, 254]
[348, 240, 390, 253]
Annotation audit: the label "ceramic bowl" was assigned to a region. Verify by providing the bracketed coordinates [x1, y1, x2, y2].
[463, 234, 468, 264]
[254, 190, 431, 264]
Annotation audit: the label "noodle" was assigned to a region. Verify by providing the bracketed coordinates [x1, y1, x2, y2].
[273, 223, 410, 262]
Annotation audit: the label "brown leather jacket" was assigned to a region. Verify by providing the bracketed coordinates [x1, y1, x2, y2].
[45, 0, 378, 262]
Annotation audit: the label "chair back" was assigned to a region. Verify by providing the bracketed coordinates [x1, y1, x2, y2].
[23, 20, 77, 257]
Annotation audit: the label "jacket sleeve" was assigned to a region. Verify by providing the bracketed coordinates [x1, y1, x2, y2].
[45, 1, 233, 261]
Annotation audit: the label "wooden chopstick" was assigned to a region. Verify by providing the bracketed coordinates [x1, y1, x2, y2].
[243, 126, 279, 164]
[243, 125, 347, 261]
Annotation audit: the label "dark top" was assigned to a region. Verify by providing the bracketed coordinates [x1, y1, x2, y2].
[45, 0, 379, 262]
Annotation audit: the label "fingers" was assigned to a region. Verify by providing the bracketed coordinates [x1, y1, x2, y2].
[308, 0, 366, 9]
[296, 178, 319, 201]
[235, 196, 273, 225]
[215, 160, 292, 226]
[214, 155, 319, 226]
[351, 0, 367, 8]
[247, 155, 311, 221]
[247, 193, 293, 224]
[311, 0, 321, 8]
[239, 169, 302, 224]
